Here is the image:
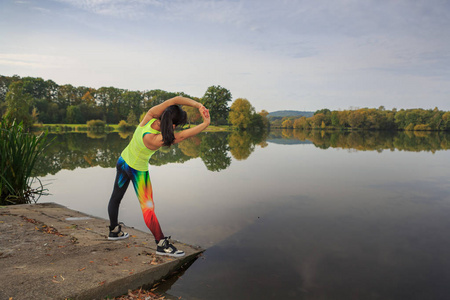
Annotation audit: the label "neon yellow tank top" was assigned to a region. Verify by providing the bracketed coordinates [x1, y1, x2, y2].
[121, 119, 160, 171]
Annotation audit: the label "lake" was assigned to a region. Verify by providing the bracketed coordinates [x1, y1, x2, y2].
[35, 129, 450, 300]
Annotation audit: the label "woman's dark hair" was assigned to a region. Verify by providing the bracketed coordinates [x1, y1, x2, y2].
[160, 105, 187, 146]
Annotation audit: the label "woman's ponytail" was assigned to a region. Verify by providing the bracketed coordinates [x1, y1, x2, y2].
[160, 105, 187, 146]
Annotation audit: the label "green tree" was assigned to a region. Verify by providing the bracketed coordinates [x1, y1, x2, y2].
[184, 106, 202, 124]
[57, 84, 77, 109]
[66, 105, 84, 124]
[294, 116, 308, 129]
[315, 108, 331, 116]
[282, 119, 293, 128]
[258, 110, 270, 128]
[442, 112, 450, 130]
[22, 77, 47, 100]
[395, 109, 407, 129]
[127, 110, 139, 125]
[202, 85, 232, 125]
[123, 90, 143, 124]
[311, 113, 325, 128]
[249, 113, 264, 129]
[4, 81, 33, 128]
[0, 75, 20, 105]
[331, 111, 340, 128]
[143, 89, 177, 110]
[229, 98, 254, 130]
[348, 110, 365, 128]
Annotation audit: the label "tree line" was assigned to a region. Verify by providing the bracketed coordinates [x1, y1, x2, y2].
[274, 107, 450, 131]
[0, 75, 268, 130]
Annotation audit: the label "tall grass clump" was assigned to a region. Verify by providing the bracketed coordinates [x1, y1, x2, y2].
[0, 119, 51, 205]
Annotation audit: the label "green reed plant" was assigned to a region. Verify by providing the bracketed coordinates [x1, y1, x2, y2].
[0, 119, 52, 205]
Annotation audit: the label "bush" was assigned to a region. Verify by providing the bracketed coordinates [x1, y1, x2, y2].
[414, 124, 431, 131]
[405, 123, 415, 131]
[0, 119, 51, 205]
[117, 120, 135, 131]
[86, 119, 106, 128]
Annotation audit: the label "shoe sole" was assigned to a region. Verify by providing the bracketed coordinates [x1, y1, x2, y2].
[108, 233, 130, 241]
[156, 251, 185, 257]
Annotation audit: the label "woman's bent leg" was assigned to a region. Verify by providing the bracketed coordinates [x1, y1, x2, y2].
[130, 169, 164, 242]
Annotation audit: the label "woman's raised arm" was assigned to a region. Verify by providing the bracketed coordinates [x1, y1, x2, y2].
[173, 106, 210, 144]
[140, 96, 203, 126]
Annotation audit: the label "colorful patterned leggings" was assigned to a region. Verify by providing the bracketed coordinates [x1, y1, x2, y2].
[108, 156, 164, 242]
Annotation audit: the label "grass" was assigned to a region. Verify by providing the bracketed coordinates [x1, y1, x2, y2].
[1, 120, 52, 205]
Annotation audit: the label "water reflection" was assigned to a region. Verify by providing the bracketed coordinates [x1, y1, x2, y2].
[34, 129, 450, 177]
[35, 129, 450, 299]
[34, 130, 267, 176]
[271, 129, 450, 152]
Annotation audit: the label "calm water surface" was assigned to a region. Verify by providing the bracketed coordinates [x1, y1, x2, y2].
[37, 130, 450, 299]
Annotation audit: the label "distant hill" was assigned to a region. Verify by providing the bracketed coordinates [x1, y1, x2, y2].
[268, 110, 314, 118]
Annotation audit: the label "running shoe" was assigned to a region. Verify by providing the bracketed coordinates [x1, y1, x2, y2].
[108, 223, 129, 240]
[156, 237, 185, 257]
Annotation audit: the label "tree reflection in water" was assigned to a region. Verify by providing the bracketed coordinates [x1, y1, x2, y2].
[271, 129, 450, 153]
[33, 129, 450, 177]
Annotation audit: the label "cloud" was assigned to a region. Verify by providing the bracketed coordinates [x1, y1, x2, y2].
[31, 6, 52, 13]
[52, 0, 248, 26]
[52, 0, 162, 18]
[0, 53, 71, 69]
[3, 0, 450, 111]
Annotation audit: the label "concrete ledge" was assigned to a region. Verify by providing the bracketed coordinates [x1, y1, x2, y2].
[0, 203, 203, 300]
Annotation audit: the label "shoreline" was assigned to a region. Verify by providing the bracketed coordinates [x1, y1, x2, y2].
[0, 203, 202, 299]
[32, 123, 234, 133]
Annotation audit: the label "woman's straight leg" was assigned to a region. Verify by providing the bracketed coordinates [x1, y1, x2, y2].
[108, 157, 131, 228]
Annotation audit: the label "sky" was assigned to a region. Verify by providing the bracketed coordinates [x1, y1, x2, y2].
[1, 0, 449, 112]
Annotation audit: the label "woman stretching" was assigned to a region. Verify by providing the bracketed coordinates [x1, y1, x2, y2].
[107, 96, 210, 257]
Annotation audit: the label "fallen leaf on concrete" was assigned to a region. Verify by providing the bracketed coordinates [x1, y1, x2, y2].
[22, 216, 38, 224]
[78, 267, 86, 271]
[114, 288, 165, 300]
[13, 265, 26, 269]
